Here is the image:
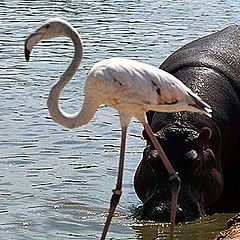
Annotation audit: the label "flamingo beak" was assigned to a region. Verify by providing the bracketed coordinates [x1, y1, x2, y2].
[24, 31, 42, 61]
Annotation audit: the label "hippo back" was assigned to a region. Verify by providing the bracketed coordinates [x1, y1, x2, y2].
[161, 25, 240, 95]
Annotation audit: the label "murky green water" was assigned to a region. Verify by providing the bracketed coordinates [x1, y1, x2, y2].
[0, 0, 239, 239]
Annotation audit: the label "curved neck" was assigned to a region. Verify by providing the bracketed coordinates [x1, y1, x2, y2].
[47, 24, 98, 129]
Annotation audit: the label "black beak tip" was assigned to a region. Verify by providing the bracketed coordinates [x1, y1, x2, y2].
[25, 46, 30, 62]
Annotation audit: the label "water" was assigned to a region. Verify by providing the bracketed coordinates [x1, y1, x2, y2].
[0, 0, 239, 239]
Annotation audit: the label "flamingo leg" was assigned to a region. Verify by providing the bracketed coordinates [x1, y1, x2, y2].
[142, 121, 181, 240]
[101, 125, 128, 240]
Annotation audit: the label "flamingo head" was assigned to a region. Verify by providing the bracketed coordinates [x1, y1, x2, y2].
[25, 18, 73, 61]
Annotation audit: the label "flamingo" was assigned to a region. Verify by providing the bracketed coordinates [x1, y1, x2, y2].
[24, 18, 212, 240]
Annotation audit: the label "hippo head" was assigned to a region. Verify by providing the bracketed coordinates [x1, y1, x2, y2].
[134, 120, 223, 223]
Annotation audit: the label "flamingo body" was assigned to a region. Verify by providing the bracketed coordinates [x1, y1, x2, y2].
[86, 57, 211, 119]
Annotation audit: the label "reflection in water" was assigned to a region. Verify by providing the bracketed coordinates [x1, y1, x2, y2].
[0, 0, 239, 239]
[132, 214, 234, 240]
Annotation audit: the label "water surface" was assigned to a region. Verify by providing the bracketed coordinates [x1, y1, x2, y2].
[0, 1, 239, 239]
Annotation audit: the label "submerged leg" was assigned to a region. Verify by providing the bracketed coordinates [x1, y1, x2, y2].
[101, 125, 128, 240]
[142, 121, 180, 240]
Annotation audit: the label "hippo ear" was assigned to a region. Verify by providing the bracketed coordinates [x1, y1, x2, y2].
[198, 127, 212, 145]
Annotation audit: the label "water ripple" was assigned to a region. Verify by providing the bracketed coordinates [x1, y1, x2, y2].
[0, 0, 239, 239]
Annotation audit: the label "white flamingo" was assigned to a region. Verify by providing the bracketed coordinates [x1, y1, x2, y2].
[25, 18, 212, 240]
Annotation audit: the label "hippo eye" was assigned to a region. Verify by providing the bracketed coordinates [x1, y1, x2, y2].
[186, 150, 198, 160]
[187, 150, 203, 177]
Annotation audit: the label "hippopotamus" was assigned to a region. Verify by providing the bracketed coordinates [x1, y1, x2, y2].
[134, 25, 240, 222]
